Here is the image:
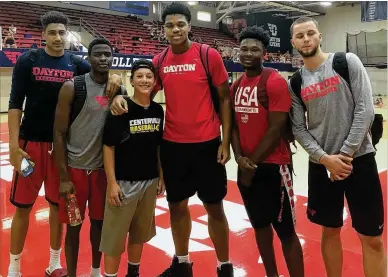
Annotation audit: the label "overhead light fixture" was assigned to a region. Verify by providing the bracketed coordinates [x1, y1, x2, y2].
[320, 2, 332, 6]
[187, 1, 198, 5]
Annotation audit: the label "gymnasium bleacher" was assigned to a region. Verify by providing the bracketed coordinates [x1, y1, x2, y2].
[0, 1, 238, 55]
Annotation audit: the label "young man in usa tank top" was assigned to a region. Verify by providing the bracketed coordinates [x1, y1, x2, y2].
[289, 17, 386, 277]
[230, 26, 304, 277]
[110, 3, 234, 277]
[53, 38, 123, 277]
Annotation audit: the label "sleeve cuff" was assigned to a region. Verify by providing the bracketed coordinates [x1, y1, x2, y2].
[340, 144, 355, 157]
[313, 149, 327, 164]
[214, 78, 229, 88]
[8, 105, 23, 110]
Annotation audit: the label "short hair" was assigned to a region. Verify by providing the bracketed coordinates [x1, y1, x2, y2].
[41, 11, 69, 30]
[290, 16, 319, 36]
[130, 59, 155, 79]
[162, 2, 191, 23]
[88, 38, 113, 56]
[238, 26, 270, 48]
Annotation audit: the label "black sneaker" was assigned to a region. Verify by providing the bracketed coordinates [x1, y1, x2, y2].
[217, 263, 234, 277]
[126, 263, 140, 277]
[157, 256, 193, 277]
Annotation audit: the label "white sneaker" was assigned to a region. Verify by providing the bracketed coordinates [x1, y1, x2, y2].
[7, 274, 21, 277]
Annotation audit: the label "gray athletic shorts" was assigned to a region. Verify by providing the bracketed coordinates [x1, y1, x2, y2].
[99, 178, 158, 256]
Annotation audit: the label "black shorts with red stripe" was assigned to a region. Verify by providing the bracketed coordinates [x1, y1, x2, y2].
[237, 163, 296, 239]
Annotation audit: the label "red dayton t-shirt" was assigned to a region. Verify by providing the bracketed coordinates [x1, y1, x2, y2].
[152, 42, 228, 143]
[231, 71, 291, 165]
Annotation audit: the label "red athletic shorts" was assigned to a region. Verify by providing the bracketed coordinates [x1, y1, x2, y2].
[10, 140, 60, 208]
[58, 168, 107, 224]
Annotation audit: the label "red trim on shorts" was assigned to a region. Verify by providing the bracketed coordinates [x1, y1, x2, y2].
[10, 140, 30, 206]
[278, 164, 296, 226]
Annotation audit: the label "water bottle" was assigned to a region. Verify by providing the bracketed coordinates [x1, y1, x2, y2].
[67, 194, 82, 226]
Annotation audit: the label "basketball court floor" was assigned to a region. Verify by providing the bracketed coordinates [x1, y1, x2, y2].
[0, 113, 387, 277]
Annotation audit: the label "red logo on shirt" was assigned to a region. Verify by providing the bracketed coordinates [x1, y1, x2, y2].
[163, 64, 196, 74]
[301, 75, 340, 102]
[32, 67, 74, 83]
[95, 96, 109, 110]
[241, 114, 249, 123]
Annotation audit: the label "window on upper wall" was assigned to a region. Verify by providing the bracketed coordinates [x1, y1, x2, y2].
[197, 11, 211, 22]
[153, 4, 156, 14]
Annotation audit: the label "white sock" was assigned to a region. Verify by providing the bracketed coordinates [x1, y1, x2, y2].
[8, 253, 21, 277]
[128, 261, 140, 266]
[177, 254, 190, 264]
[104, 273, 117, 277]
[49, 248, 62, 273]
[217, 260, 230, 269]
[91, 267, 101, 277]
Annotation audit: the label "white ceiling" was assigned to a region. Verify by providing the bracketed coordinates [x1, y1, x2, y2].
[215, 1, 361, 23]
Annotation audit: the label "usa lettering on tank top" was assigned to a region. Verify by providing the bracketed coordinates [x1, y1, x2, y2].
[66, 73, 110, 170]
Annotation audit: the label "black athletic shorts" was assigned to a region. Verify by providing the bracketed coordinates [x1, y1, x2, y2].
[160, 137, 227, 204]
[237, 163, 296, 239]
[307, 153, 384, 237]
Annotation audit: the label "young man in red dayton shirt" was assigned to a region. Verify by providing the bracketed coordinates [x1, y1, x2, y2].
[230, 26, 304, 277]
[111, 2, 233, 277]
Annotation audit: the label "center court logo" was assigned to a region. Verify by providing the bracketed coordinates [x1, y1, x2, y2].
[148, 195, 253, 256]
[0, 139, 253, 257]
[0, 141, 13, 182]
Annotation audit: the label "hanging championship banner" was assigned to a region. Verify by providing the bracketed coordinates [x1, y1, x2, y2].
[222, 13, 293, 53]
[361, 1, 387, 22]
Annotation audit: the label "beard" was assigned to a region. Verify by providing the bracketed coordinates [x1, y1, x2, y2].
[298, 45, 318, 58]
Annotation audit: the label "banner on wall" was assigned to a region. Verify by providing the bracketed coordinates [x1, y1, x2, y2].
[0, 48, 153, 70]
[0, 48, 296, 73]
[109, 1, 149, 16]
[361, 1, 387, 22]
[223, 12, 293, 53]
